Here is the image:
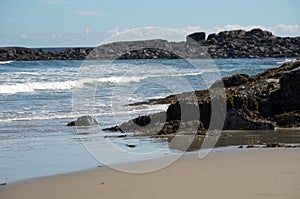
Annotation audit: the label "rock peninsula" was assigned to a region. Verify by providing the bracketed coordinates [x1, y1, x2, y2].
[0, 28, 299, 61]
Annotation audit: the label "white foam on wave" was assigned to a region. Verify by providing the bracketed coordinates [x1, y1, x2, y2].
[0, 69, 210, 95]
[0, 114, 77, 123]
[0, 75, 147, 94]
[170, 71, 203, 77]
[0, 60, 13, 65]
[17, 71, 40, 75]
[0, 103, 169, 124]
[276, 58, 296, 64]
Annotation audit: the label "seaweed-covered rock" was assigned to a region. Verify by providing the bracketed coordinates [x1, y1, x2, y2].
[222, 74, 253, 87]
[273, 112, 300, 128]
[224, 108, 274, 130]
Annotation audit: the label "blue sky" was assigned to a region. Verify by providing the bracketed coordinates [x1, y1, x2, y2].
[1, 0, 299, 47]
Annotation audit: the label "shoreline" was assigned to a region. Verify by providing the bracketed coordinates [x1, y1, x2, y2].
[1, 133, 300, 185]
[1, 148, 299, 199]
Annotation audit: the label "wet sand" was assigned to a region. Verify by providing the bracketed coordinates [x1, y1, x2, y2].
[155, 128, 300, 151]
[1, 148, 300, 199]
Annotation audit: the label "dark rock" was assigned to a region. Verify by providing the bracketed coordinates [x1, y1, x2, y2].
[186, 32, 206, 43]
[277, 67, 300, 113]
[156, 119, 205, 135]
[133, 115, 151, 126]
[67, 116, 98, 126]
[223, 108, 275, 130]
[265, 143, 285, 148]
[221, 74, 253, 87]
[103, 126, 124, 132]
[259, 63, 300, 118]
[285, 144, 300, 148]
[0, 182, 7, 186]
[104, 134, 126, 138]
[273, 112, 300, 127]
[245, 28, 273, 37]
[166, 101, 200, 122]
[116, 48, 182, 60]
[126, 144, 136, 148]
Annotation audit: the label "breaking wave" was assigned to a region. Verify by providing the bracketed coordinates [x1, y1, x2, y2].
[0, 60, 14, 65]
[0, 70, 210, 94]
[0, 76, 146, 94]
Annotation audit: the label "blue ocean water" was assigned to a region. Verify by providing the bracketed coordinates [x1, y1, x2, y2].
[0, 58, 286, 183]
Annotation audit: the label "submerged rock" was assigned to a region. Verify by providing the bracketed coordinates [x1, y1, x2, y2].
[67, 116, 98, 126]
[103, 126, 124, 132]
[126, 144, 137, 148]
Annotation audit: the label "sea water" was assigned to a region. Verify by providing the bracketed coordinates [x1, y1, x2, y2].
[0, 58, 287, 182]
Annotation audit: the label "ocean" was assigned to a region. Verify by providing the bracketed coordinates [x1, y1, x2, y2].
[0, 58, 288, 182]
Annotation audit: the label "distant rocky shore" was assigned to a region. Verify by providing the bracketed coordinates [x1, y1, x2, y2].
[1, 28, 299, 61]
[104, 60, 300, 135]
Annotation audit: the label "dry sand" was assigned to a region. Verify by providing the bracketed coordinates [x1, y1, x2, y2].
[1, 148, 300, 199]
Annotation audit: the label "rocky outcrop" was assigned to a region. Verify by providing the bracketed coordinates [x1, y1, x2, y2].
[67, 116, 98, 126]
[0, 47, 93, 61]
[0, 29, 299, 61]
[206, 29, 299, 58]
[106, 61, 300, 135]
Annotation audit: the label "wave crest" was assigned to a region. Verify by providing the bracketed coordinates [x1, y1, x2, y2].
[0, 76, 144, 94]
[0, 60, 13, 65]
[0, 69, 210, 95]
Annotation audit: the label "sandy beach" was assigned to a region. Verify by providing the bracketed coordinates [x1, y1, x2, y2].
[1, 148, 299, 199]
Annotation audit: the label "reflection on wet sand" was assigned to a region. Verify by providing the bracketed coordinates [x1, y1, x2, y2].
[156, 128, 300, 151]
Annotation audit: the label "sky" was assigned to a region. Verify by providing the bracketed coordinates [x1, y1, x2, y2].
[0, 0, 299, 47]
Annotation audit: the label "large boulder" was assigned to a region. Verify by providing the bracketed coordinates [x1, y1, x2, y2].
[186, 32, 206, 43]
[133, 115, 151, 126]
[67, 116, 98, 126]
